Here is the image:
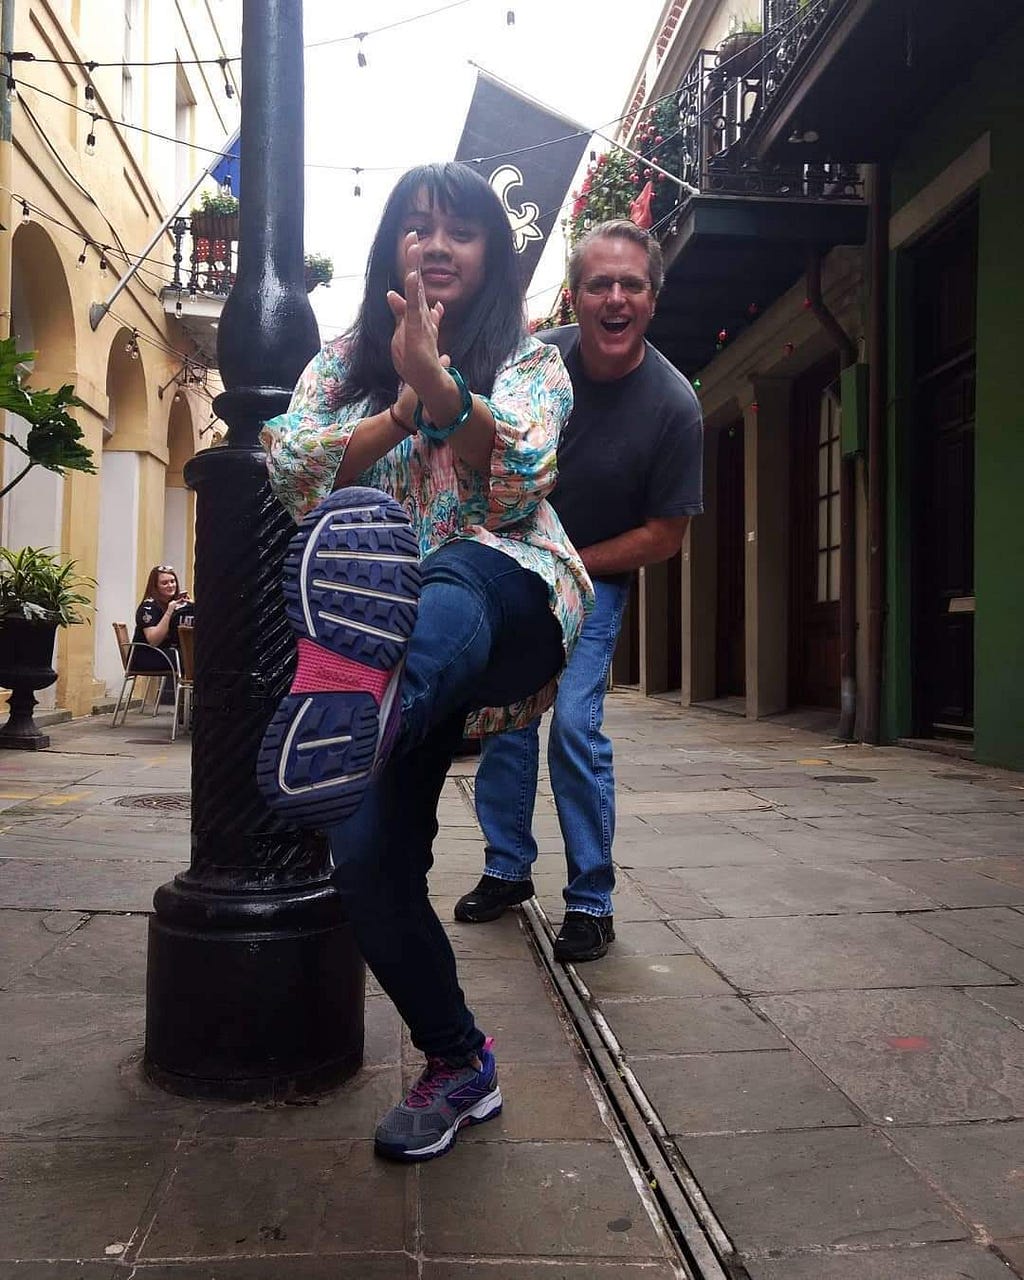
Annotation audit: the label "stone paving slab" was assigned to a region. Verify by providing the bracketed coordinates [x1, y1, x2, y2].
[678, 914, 1011, 992]
[869, 859, 1024, 907]
[0, 908, 84, 984]
[669, 863, 932, 916]
[889, 1121, 1024, 1239]
[602, 996, 787, 1055]
[418, 1142, 667, 1259]
[637, 1049, 860, 1135]
[613, 831, 787, 868]
[909, 907, 1024, 981]
[754, 988, 1024, 1123]
[745, 1242, 1017, 1279]
[5, 912, 147, 995]
[0, 1138, 177, 1258]
[968, 984, 1024, 1027]
[421, 1264, 680, 1278]
[0, 994, 196, 1139]
[581, 953, 735, 1000]
[0, 858, 183, 912]
[678, 1127, 965, 1252]
[138, 1139, 414, 1260]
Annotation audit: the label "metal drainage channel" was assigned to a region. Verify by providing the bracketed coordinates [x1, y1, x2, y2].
[520, 898, 749, 1280]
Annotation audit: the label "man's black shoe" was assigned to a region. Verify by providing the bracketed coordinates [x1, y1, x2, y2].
[553, 912, 615, 963]
[453, 875, 535, 924]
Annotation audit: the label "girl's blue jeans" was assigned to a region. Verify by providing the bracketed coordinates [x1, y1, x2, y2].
[327, 539, 563, 1063]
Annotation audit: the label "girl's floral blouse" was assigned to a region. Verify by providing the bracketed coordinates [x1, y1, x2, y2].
[260, 334, 594, 737]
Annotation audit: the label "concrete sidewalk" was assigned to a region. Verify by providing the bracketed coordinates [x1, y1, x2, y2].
[1, 694, 1022, 1278]
[0, 708, 683, 1279]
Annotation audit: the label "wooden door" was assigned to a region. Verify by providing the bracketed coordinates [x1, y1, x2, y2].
[790, 355, 842, 708]
[715, 421, 745, 697]
[912, 199, 978, 736]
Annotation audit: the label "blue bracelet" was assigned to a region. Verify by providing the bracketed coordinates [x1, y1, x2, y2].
[413, 367, 473, 441]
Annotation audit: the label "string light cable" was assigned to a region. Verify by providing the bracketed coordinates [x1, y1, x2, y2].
[4, 0, 488, 69]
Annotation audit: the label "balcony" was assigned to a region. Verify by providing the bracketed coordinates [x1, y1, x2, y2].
[744, 0, 1020, 163]
[648, 42, 866, 374]
[159, 214, 238, 364]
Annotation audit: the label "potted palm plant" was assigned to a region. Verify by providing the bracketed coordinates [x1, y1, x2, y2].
[718, 17, 763, 79]
[0, 336, 97, 748]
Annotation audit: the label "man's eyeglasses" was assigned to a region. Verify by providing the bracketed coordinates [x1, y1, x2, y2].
[581, 275, 651, 298]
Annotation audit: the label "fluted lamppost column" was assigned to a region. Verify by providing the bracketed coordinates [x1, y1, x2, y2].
[144, 0, 365, 1098]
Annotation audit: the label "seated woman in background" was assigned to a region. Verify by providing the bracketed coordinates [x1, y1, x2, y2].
[131, 564, 194, 675]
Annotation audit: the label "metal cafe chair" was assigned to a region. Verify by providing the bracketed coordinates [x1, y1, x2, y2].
[110, 622, 183, 739]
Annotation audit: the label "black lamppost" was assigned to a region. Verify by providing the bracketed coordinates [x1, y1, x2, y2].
[144, 0, 365, 1099]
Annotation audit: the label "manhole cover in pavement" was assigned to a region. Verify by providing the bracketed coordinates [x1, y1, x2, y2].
[812, 775, 876, 784]
[114, 793, 191, 811]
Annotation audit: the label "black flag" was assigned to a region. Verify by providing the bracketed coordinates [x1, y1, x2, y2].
[455, 72, 590, 289]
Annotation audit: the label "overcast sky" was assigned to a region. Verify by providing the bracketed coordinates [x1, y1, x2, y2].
[300, 0, 664, 339]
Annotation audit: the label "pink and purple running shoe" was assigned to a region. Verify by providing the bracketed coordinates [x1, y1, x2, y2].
[256, 487, 420, 829]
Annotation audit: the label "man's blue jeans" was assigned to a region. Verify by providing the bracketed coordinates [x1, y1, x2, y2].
[475, 577, 629, 917]
[327, 539, 563, 1063]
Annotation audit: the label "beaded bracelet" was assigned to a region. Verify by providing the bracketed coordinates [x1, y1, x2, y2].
[413, 367, 473, 441]
[388, 403, 415, 436]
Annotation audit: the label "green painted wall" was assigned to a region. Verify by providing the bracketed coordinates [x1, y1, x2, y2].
[886, 18, 1024, 769]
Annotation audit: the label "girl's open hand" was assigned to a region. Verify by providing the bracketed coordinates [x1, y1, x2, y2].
[387, 233, 445, 398]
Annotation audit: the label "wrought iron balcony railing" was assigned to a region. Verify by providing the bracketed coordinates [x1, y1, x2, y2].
[169, 214, 238, 298]
[677, 38, 861, 200]
[760, 0, 843, 102]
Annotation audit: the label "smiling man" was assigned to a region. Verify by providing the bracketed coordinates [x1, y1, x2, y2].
[459, 219, 704, 962]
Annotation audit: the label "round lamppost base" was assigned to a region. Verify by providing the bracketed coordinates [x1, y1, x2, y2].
[144, 880, 364, 1101]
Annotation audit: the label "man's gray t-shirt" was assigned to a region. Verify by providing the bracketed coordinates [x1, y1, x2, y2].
[540, 326, 704, 582]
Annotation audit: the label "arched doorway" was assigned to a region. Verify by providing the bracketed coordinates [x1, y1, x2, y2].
[164, 395, 196, 588]
[94, 329, 149, 693]
[4, 225, 77, 708]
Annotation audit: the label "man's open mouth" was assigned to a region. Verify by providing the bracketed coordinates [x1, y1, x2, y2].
[601, 318, 630, 334]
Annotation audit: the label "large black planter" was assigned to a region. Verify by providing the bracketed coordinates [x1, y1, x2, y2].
[0, 617, 58, 750]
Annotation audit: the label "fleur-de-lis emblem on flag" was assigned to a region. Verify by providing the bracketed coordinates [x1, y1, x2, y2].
[489, 165, 544, 254]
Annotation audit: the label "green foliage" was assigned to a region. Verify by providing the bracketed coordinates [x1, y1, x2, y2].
[192, 189, 240, 217]
[304, 252, 334, 289]
[0, 338, 96, 499]
[0, 546, 94, 627]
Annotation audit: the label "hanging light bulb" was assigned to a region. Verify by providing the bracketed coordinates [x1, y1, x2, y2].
[219, 58, 234, 99]
[77, 241, 88, 269]
[188, 282, 197, 301]
[99, 254, 108, 274]
[506, 9, 516, 25]
[85, 115, 97, 155]
[84, 83, 95, 103]
[20, 199, 30, 223]
[6, 76, 16, 103]
[173, 390, 182, 403]
[175, 295, 183, 318]
[125, 331, 140, 360]
[356, 34, 367, 67]
[353, 167, 362, 198]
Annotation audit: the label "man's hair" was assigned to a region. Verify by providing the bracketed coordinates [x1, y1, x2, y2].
[568, 220, 664, 296]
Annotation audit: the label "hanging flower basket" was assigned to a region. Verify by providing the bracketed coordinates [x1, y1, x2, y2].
[190, 213, 239, 265]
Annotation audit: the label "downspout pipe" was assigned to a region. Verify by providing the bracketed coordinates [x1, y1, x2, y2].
[0, 0, 16, 343]
[864, 164, 889, 746]
[806, 248, 858, 740]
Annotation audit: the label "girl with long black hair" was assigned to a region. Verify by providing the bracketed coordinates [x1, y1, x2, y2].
[259, 162, 591, 1162]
